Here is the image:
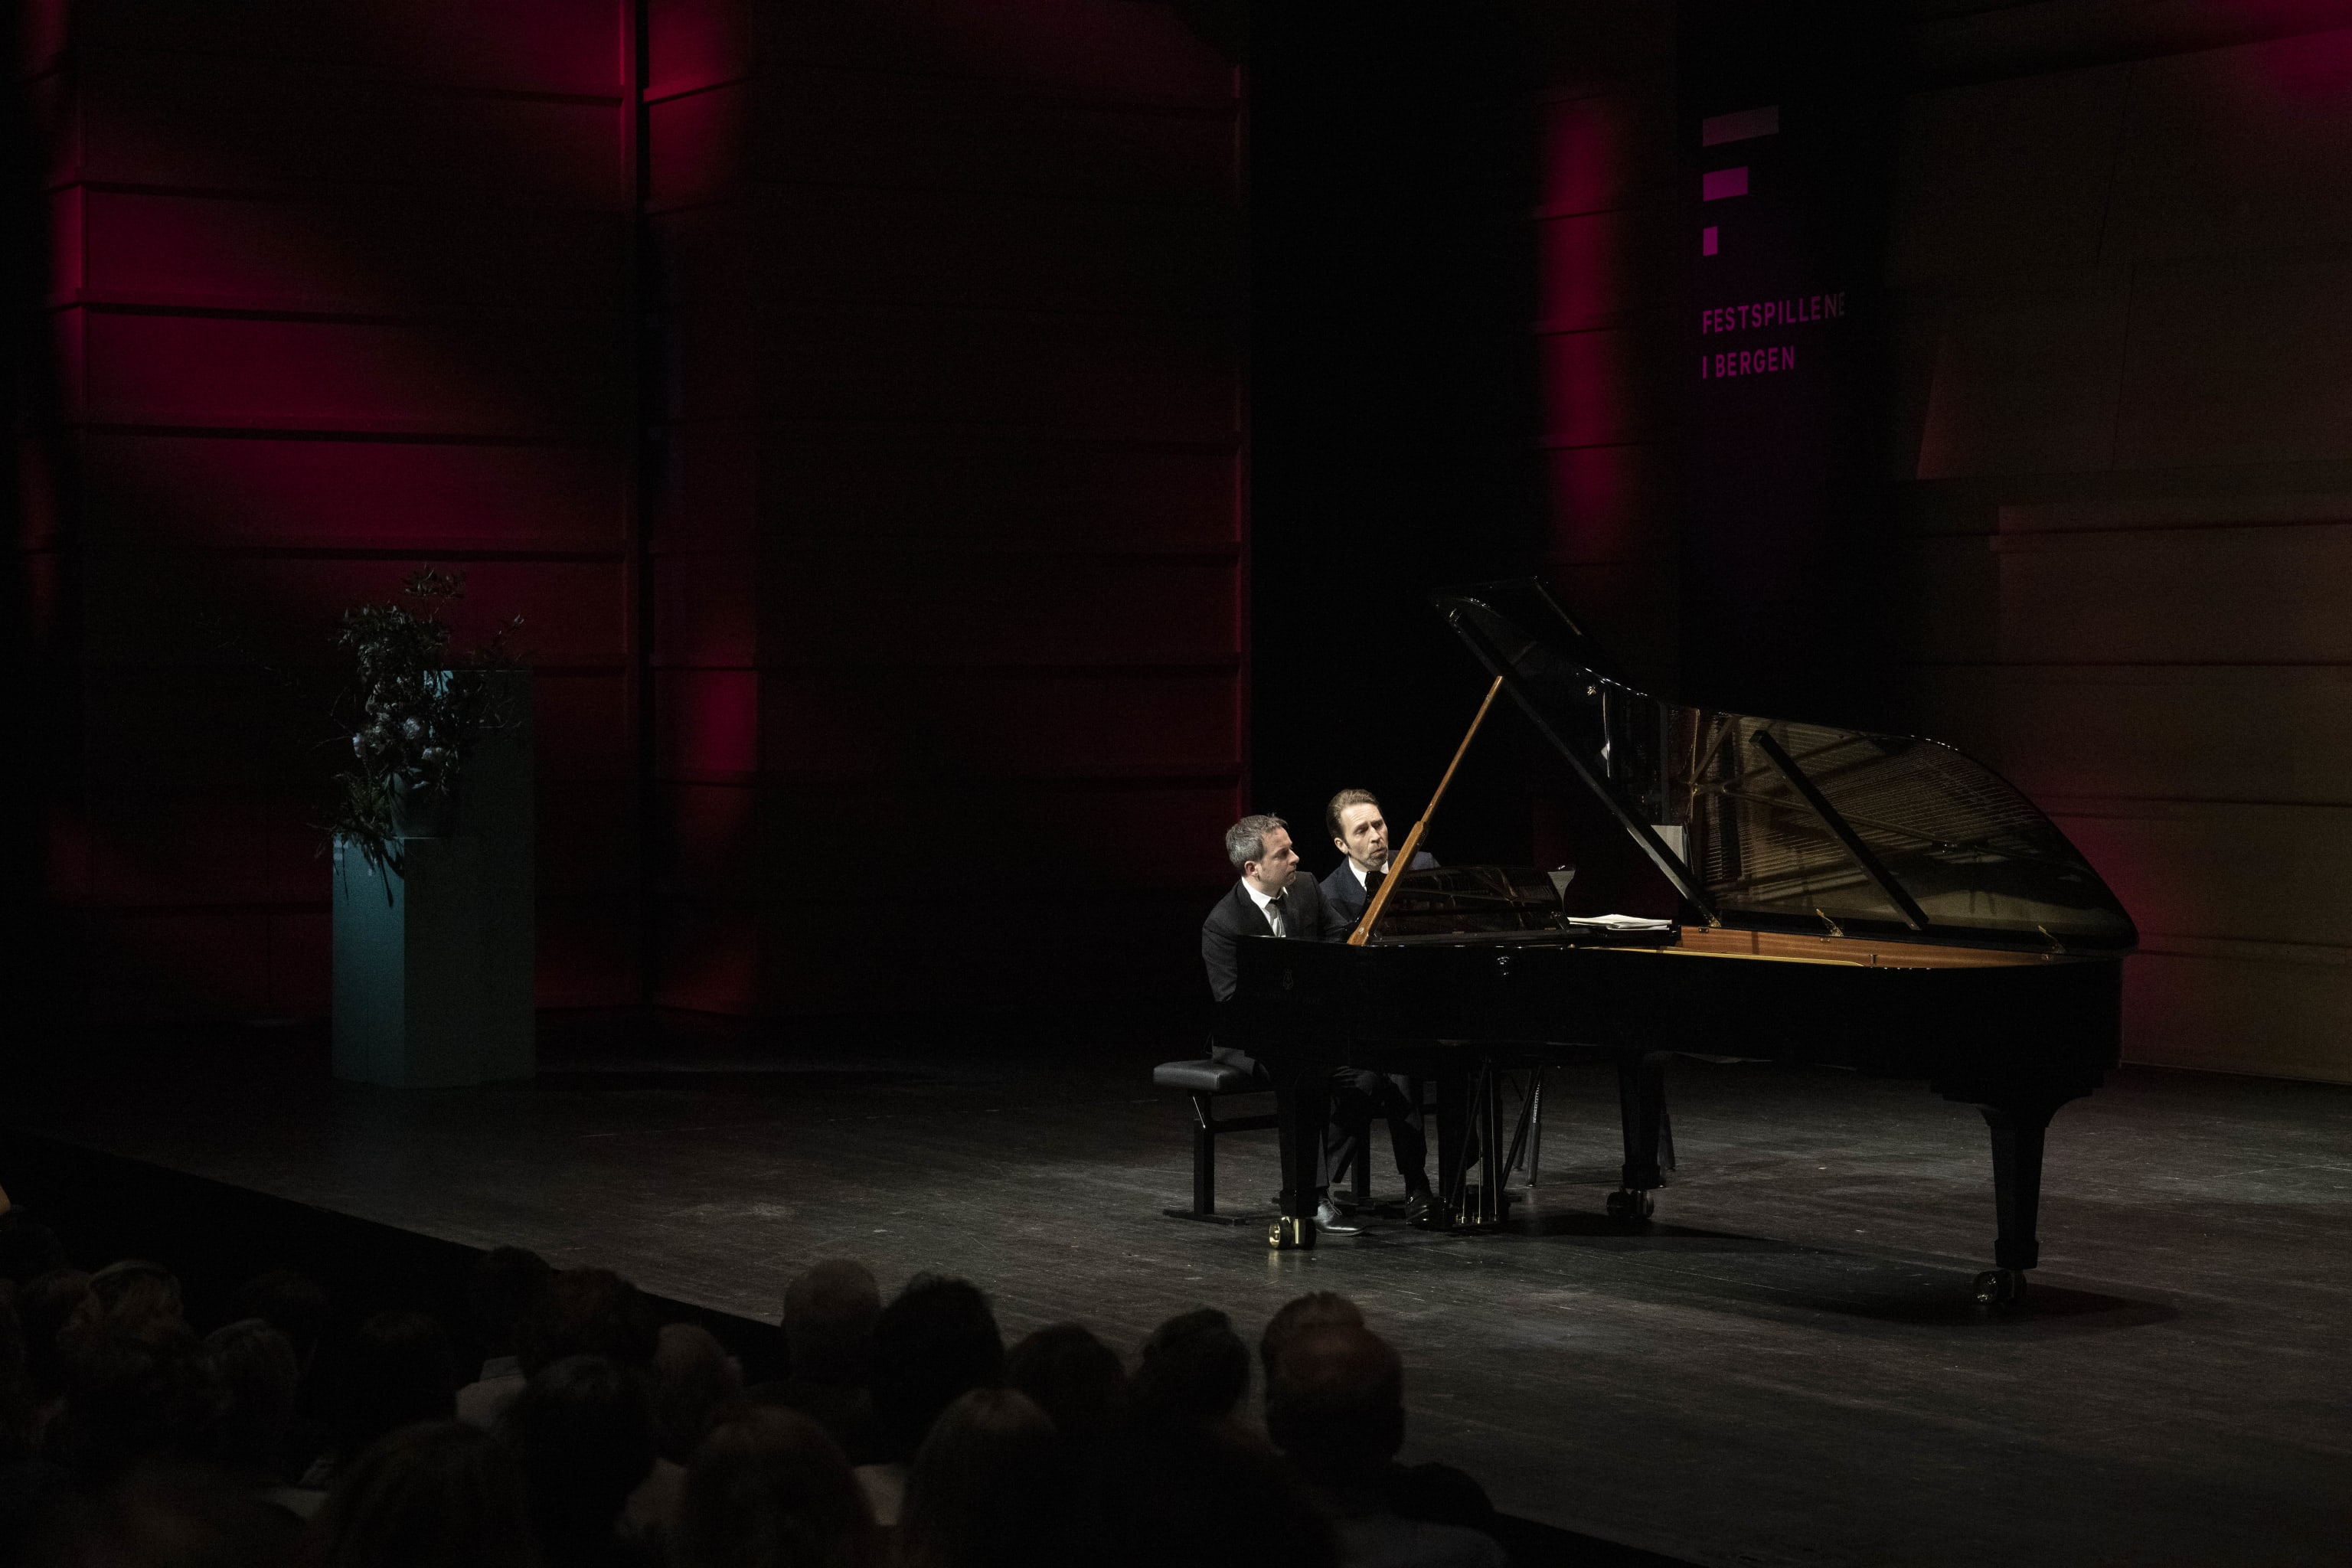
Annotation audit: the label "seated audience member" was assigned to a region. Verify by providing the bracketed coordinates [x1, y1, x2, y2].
[1003, 1323, 1126, 1440]
[78, 1259, 186, 1344]
[755, 1260, 884, 1464]
[222, 1268, 333, 1477]
[1265, 1325, 1504, 1568]
[0, 1289, 57, 1562]
[205, 1318, 320, 1519]
[1131, 1308, 1250, 1434]
[45, 1325, 224, 1485]
[501, 1354, 658, 1567]
[308, 1312, 455, 1490]
[1106, 1418, 1339, 1568]
[672, 1406, 881, 1568]
[301, 1419, 534, 1568]
[897, 1388, 1060, 1568]
[45, 1461, 302, 1566]
[18, 1271, 90, 1452]
[521, 1268, 657, 1377]
[653, 1322, 743, 1465]
[632, 1322, 745, 1547]
[1262, 1297, 1494, 1537]
[456, 1246, 550, 1429]
[1259, 1292, 1366, 1390]
[858, 1276, 1004, 1529]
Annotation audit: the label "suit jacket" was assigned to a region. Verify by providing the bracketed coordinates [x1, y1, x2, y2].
[1319, 850, 1440, 923]
[1200, 876, 1351, 1003]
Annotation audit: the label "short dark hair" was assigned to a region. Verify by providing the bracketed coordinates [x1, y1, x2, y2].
[1004, 1322, 1126, 1439]
[521, 1267, 655, 1375]
[503, 1354, 657, 1555]
[467, 1247, 553, 1358]
[1259, 1292, 1365, 1389]
[1224, 815, 1288, 873]
[868, 1276, 1003, 1462]
[1132, 1308, 1249, 1426]
[1325, 789, 1380, 842]
[206, 1318, 299, 1475]
[782, 1260, 880, 1384]
[1263, 1324, 1406, 1485]
[335, 1310, 456, 1462]
[675, 1406, 880, 1568]
[309, 1421, 534, 1568]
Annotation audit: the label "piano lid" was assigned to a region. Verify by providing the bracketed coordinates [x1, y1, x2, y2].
[1433, 580, 2138, 956]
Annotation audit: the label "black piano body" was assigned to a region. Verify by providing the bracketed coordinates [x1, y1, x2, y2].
[1224, 582, 2138, 1307]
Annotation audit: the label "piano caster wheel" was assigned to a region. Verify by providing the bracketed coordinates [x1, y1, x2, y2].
[1269, 1216, 1316, 1251]
[1605, 1188, 1655, 1226]
[1973, 1269, 2027, 1311]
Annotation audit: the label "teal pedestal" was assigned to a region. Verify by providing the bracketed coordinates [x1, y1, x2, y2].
[331, 670, 536, 1086]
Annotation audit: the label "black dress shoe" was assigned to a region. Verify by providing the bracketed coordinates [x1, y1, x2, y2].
[1314, 1199, 1364, 1235]
[1403, 1187, 1435, 1224]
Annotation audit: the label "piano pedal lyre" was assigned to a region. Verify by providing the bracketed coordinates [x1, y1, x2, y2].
[1268, 1215, 1315, 1250]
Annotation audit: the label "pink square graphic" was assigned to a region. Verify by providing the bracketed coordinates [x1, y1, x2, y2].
[1701, 166, 1748, 201]
[1703, 227, 1719, 256]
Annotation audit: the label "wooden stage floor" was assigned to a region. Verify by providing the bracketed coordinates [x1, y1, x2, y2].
[14, 1015, 2352, 1567]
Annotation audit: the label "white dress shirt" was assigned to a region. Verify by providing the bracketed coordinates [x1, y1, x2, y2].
[1243, 880, 1286, 935]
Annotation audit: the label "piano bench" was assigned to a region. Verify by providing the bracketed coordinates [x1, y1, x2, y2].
[1152, 1060, 1278, 1225]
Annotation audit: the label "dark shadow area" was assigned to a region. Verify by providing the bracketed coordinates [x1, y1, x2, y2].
[1247, 2, 1548, 869]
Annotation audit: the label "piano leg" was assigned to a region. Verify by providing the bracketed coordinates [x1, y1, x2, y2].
[1609, 1053, 1669, 1224]
[1269, 1065, 1331, 1250]
[1975, 1099, 2060, 1308]
[1432, 1066, 1472, 1228]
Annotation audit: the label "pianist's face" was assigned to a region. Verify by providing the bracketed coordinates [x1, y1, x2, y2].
[1245, 827, 1301, 895]
[1336, 802, 1390, 871]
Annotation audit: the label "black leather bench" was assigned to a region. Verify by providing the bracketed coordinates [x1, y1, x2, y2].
[1151, 1058, 1278, 1223]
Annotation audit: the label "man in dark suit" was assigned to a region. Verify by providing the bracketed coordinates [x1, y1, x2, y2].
[1318, 787, 1439, 925]
[1315, 789, 1438, 1215]
[1203, 815, 1429, 1230]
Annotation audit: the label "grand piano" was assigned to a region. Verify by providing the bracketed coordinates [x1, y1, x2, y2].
[1226, 581, 2137, 1307]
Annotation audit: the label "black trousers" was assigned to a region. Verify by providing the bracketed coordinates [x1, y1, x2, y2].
[1328, 1070, 1429, 1194]
[1210, 1047, 1430, 1199]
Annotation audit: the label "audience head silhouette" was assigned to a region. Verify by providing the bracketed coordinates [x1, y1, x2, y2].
[1004, 1322, 1126, 1439]
[781, 1260, 880, 1386]
[1265, 1323, 1407, 1486]
[306, 1419, 535, 1568]
[1132, 1307, 1249, 1427]
[675, 1404, 883, 1568]
[335, 1310, 456, 1465]
[867, 1276, 1002, 1464]
[898, 1387, 1059, 1568]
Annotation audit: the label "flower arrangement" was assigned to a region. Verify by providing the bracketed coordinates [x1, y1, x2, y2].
[328, 568, 522, 882]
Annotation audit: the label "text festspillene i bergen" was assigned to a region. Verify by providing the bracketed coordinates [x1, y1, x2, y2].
[1697, 289, 1846, 379]
[1699, 292, 1847, 334]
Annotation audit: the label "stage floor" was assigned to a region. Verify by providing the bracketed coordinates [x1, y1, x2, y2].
[15, 1017, 2352, 1567]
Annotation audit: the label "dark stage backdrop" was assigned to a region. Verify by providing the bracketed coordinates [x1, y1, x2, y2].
[641, 2, 1244, 1012]
[8, 0, 1244, 1027]
[13, 0, 642, 1026]
[19, 0, 2352, 1081]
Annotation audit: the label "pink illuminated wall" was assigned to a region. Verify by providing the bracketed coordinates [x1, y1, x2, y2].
[1530, 16, 1678, 692]
[11, 0, 1244, 1027]
[17, 0, 641, 1021]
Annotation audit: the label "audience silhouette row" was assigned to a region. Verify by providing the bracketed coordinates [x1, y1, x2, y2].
[0, 1203, 1508, 1566]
